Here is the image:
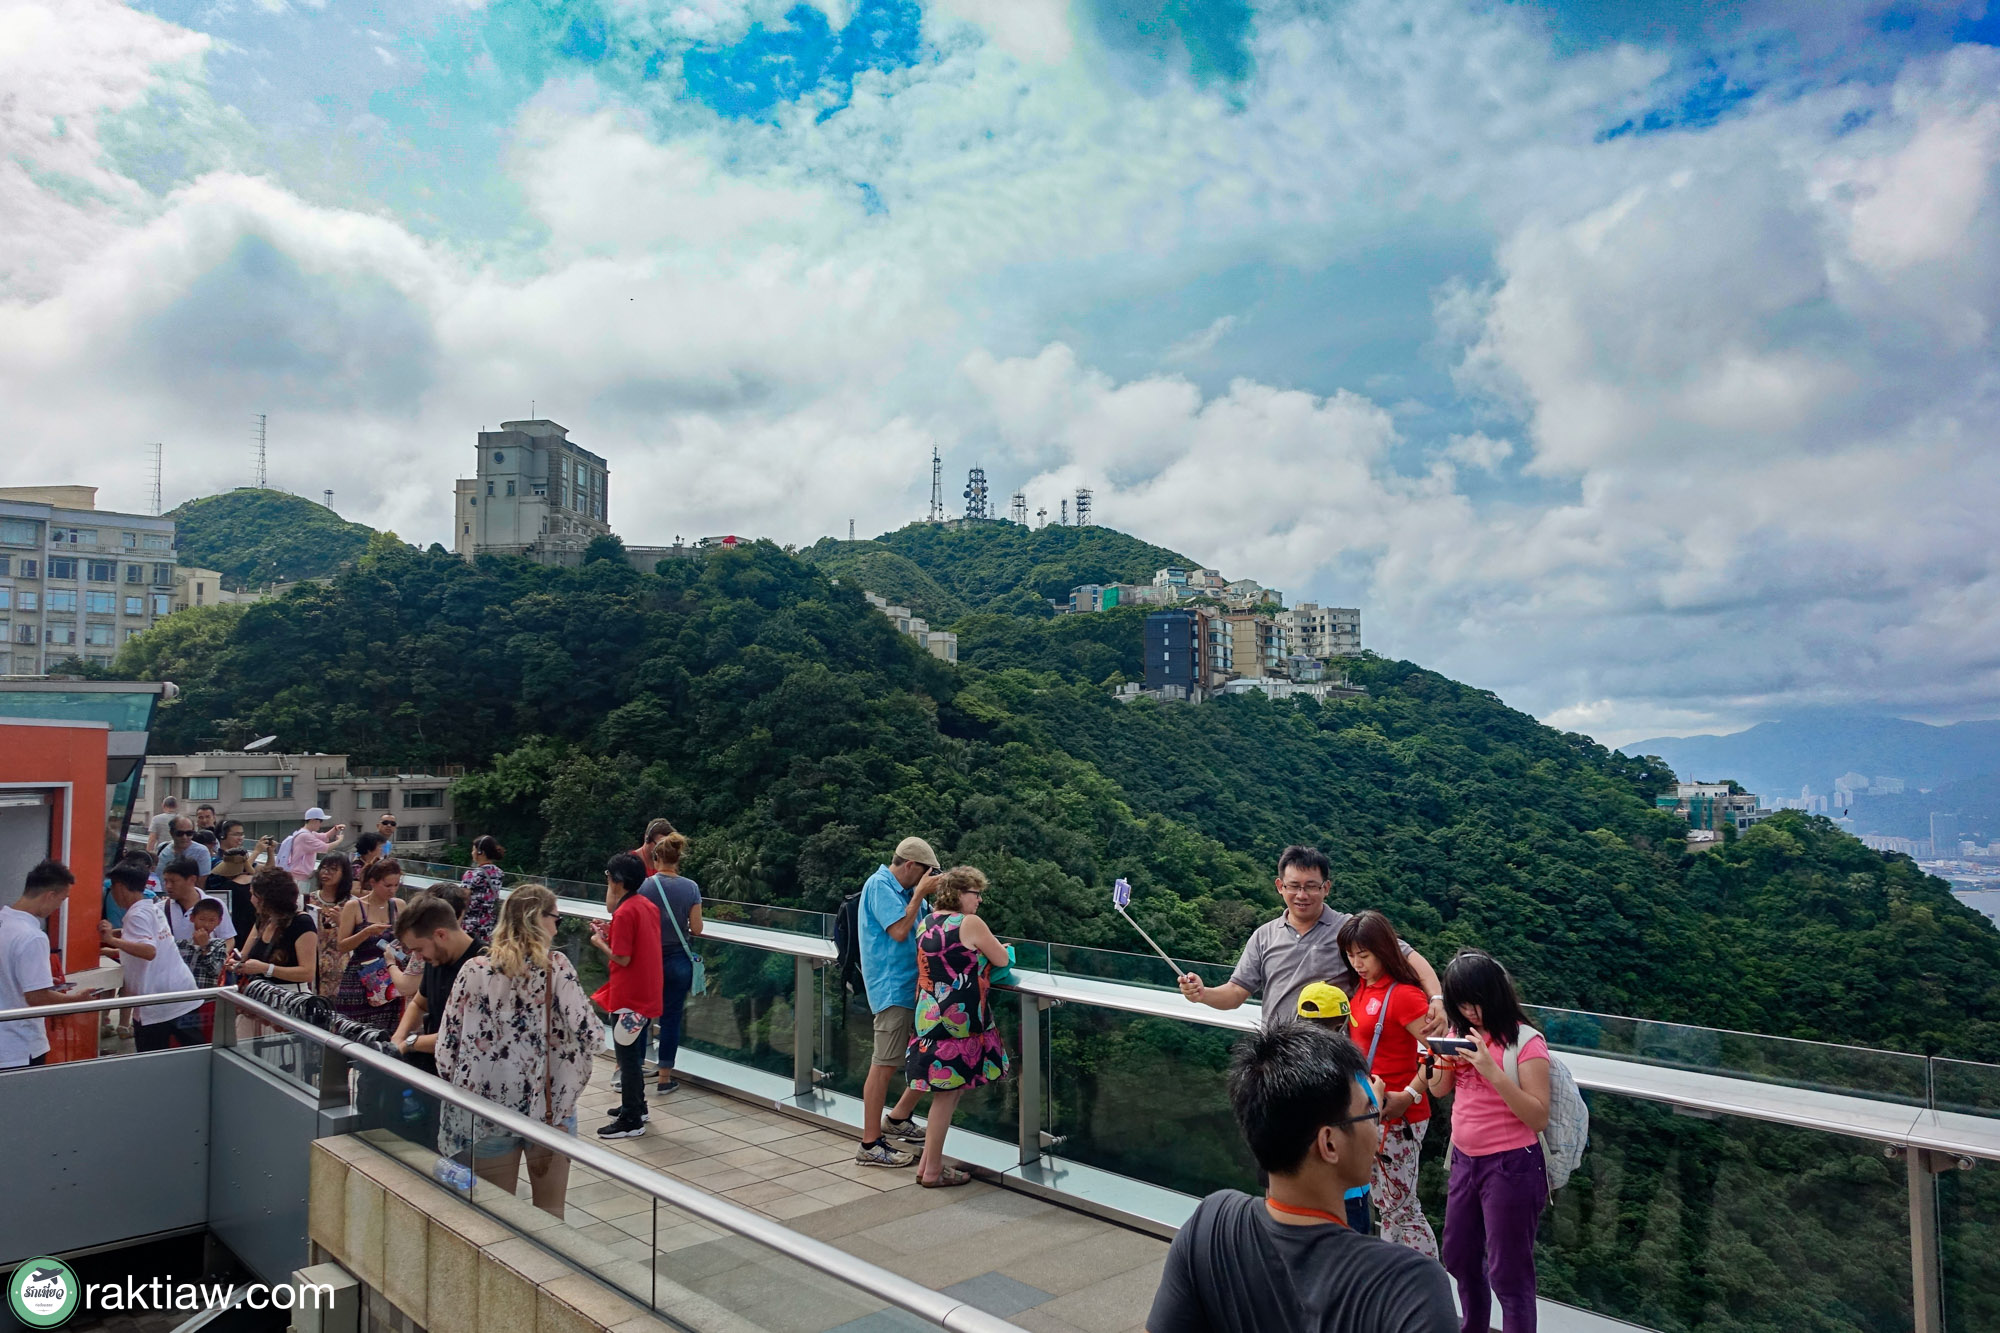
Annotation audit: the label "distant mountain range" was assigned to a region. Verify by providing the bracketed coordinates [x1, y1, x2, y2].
[1620, 713, 2000, 803]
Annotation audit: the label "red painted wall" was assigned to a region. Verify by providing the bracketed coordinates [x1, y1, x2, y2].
[0, 721, 109, 972]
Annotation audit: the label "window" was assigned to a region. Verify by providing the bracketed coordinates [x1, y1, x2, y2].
[403, 789, 443, 809]
[14, 625, 33, 643]
[0, 557, 7, 575]
[134, 775, 146, 799]
[0, 590, 8, 611]
[123, 628, 142, 642]
[78, 529, 97, 545]
[492, 451, 505, 463]
[47, 557, 76, 580]
[87, 561, 114, 582]
[150, 593, 170, 617]
[463, 524, 470, 535]
[485, 480, 494, 496]
[240, 775, 291, 801]
[186, 777, 220, 800]
[505, 480, 515, 497]
[45, 625, 76, 646]
[85, 624, 114, 646]
[124, 596, 143, 616]
[317, 791, 333, 811]
[143, 535, 171, 551]
[468, 498, 476, 508]
[0, 518, 36, 545]
[194, 582, 205, 604]
[152, 563, 172, 586]
[365, 790, 391, 809]
[123, 532, 137, 548]
[125, 564, 144, 583]
[46, 590, 77, 612]
[426, 825, 447, 842]
[18, 559, 34, 579]
[86, 591, 114, 613]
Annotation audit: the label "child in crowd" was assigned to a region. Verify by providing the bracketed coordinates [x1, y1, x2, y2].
[1292, 982, 1376, 1235]
[177, 898, 230, 1042]
[1423, 951, 1552, 1333]
[1336, 910, 1438, 1259]
[590, 852, 662, 1140]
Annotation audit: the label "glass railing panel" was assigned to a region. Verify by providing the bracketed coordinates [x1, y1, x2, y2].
[680, 937, 800, 1081]
[1044, 939, 1232, 991]
[700, 897, 828, 936]
[1526, 1004, 1932, 1104]
[1938, 1157, 2000, 1333]
[1528, 1089, 1913, 1332]
[1930, 1056, 2000, 1117]
[1045, 999, 1252, 1197]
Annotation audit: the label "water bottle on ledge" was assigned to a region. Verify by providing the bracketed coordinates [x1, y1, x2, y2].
[433, 1157, 474, 1194]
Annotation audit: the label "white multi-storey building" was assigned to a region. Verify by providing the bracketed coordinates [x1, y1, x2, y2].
[1279, 602, 1362, 659]
[0, 486, 177, 676]
[453, 420, 611, 567]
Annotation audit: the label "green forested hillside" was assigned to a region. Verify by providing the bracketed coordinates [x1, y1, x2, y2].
[168, 489, 378, 590]
[871, 520, 1203, 611]
[798, 539, 970, 623]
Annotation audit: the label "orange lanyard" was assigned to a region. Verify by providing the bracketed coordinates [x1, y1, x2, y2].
[1264, 1196, 1348, 1227]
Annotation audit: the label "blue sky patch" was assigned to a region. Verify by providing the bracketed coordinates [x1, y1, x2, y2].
[681, 1, 923, 120]
[1086, 0, 1256, 86]
[1600, 66, 1759, 140]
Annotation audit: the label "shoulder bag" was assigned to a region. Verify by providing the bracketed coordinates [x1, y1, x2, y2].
[657, 882, 707, 998]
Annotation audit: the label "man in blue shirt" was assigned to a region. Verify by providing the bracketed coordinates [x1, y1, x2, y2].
[854, 836, 940, 1167]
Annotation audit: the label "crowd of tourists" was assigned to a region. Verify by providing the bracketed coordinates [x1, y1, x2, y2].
[4, 819, 1568, 1331]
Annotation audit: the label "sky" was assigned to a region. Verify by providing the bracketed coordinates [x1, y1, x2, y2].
[3, 0, 1998, 748]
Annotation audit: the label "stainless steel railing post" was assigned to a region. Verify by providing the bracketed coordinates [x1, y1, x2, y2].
[1016, 991, 1042, 1168]
[793, 954, 816, 1099]
[1908, 1147, 1942, 1333]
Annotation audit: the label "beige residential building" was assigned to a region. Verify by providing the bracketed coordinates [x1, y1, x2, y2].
[1280, 602, 1362, 659]
[171, 566, 266, 614]
[453, 419, 610, 567]
[862, 592, 959, 663]
[1223, 613, 1287, 679]
[134, 752, 463, 850]
[0, 486, 177, 676]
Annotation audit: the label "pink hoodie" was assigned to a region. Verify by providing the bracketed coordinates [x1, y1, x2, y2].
[283, 825, 338, 876]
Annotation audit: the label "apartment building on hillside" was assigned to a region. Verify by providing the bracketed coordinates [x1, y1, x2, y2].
[1280, 602, 1362, 659]
[133, 752, 463, 850]
[0, 486, 177, 676]
[453, 420, 610, 567]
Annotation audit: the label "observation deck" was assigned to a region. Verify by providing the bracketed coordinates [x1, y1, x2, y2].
[4, 862, 1995, 1333]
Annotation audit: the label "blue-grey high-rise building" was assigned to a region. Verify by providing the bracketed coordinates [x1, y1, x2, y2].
[1144, 610, 1203, 698]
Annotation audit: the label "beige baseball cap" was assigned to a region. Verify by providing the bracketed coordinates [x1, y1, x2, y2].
[892, 836, 940, 869]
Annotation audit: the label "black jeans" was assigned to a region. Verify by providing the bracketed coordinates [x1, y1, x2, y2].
[616, 1019, 652, 1121]
[135, 1010, 206, 1052]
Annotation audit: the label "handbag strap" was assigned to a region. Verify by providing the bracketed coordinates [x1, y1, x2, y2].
[542, 964, 556, 1125]
[1365, 982, 1397, 1069]
[652, 877, 697, 959]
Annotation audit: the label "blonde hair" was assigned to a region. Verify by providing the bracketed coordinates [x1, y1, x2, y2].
[930, 866, 988, 913]
[489, 883, 557, 979]
[649, 832, 689, 870]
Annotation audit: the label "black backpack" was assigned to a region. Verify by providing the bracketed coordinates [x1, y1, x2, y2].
[832, 891, 870, 1007]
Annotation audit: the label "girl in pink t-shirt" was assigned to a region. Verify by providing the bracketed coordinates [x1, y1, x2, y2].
[1423, 951, 1551, 1333]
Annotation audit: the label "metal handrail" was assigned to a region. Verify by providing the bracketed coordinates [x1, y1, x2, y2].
[0, 988, 1022, 1333]
[519, 894, 2000, 1165]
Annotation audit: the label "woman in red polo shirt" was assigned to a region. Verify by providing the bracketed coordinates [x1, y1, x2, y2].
[589, 852, 662, 1140]
[1336, 909, 1437, 1258]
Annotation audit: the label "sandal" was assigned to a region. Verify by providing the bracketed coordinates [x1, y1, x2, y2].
[919, 1166, 974, 1189]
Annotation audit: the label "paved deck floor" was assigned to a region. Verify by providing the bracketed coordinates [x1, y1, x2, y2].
[535, 1055, 1165, 1333]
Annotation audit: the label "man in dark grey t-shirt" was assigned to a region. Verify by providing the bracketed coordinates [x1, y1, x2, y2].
[1147, 1023, 1455, 1333]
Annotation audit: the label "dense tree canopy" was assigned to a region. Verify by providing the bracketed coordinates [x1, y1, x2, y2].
[870, 521, 1202, 609]
[167, 488, 378, 590]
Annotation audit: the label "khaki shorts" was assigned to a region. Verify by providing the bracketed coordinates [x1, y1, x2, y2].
[871, 1005, 915, 1067]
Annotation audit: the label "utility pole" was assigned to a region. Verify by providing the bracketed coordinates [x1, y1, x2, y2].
[148, 443, 163, 516]
[252, 414, 268, 488]
[928, 446, 944, 522]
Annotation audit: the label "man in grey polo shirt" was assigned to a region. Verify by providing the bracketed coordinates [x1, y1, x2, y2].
[1179, 846, 1445, 1032]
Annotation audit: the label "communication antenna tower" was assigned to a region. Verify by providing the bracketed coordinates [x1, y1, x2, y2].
[148, 443, 163, 516]
[928, 446, 945, 522]
[849, 519, 855, 541]
[1060, 498, 1069, 526]
[322, 489, 335, 509]
[252, 414, 268, 488]
[962, 467, 990, 520]
[1036, 506, 1047, 527]
[1074, 487, 1093, 527]
[1010, 491, 1027, 525]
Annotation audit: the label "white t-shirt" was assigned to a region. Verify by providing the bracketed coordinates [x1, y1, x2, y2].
[161, 893, 236, 944]
[0, 906, 55, 1068]
[147, 811, 177, 847]
[115, 898, 201, 1025]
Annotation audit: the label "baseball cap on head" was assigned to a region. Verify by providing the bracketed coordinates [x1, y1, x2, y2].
[1296, 982, 1351, 1022]
[304, 807, 329, 821]
[892, 836, 940, 870]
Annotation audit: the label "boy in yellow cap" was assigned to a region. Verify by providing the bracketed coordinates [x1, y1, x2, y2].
[1293, 982, 1376, 1234]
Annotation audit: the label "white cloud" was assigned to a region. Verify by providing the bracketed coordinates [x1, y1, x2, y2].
[2, 0, 1999, 745]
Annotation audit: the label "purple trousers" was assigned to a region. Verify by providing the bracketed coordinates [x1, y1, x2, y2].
[1441, 1142, 1546, 1333]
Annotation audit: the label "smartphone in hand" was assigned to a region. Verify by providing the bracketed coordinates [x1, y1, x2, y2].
[1424, 1036, 1479, 1057]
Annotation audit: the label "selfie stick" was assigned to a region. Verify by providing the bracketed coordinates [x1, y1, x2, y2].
[1111, 878, 1186, 980]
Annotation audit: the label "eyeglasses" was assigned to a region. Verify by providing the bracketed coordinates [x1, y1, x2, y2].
[380, 820, 397, 827]
[1280, 880, 1328, 892]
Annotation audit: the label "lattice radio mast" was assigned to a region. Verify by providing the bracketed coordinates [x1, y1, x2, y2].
[962, 467, 990, 520]
[1074, 487, 1093, 527]
[148, 443, 163, 515]
[252, 414, 268, 488]
[928, 446, 944, 522]
[849, 519, 856, 541]
[1060, 498, 1069, 526]
[1036, 506, 1047, 527]
[322, 489, 335, 509]
[1010, 491, 1027, 525]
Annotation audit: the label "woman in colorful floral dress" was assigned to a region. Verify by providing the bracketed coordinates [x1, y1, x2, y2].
[459, 835, 504, 945]
[436, 883, 601, 1216]
[904, 866, 1011, 1188]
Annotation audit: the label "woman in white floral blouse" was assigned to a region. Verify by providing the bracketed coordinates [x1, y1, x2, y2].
[436, 883, 602, 1216]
